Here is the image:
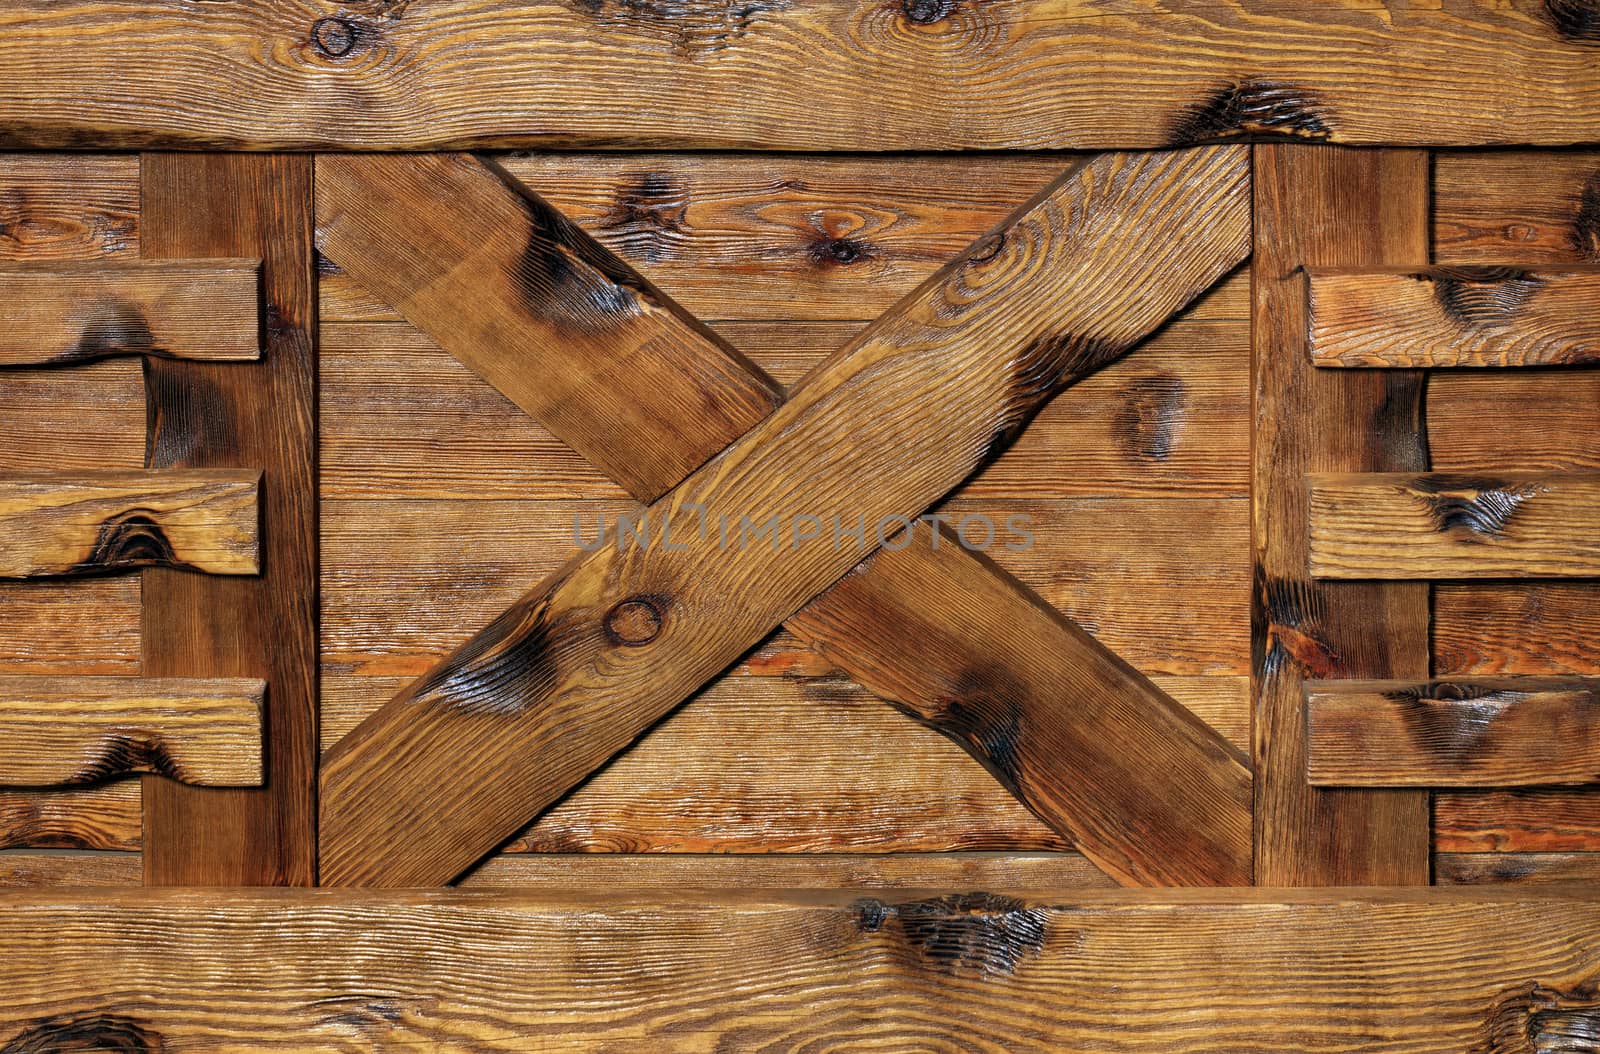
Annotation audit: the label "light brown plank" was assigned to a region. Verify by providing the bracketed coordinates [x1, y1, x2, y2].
[1436, 787, 1600, 853]
[1433, 150, 1600, 265]
[314, 153, 783, 503]
[1435, 583, 1600, 677]
[0, 677, 263, 787]
[5, 2, 1600, 148]
[320, 147, 1253, 887]
[0, 783, 140, 851]
[1308, 266, 1600, 367]
[1435, 851, 1600, 886]
[139, 153, 318, 887]
[0, 359, 146, 476]
[0, 155, 139, 262]
[1430, 371, 1600, 477]
[0, 470, 260, 578]
[1251, 144, 1431, 885]
[0, 259, 260, 366]
[0, 850, 141, 888]
[1310, 471, 1600, 579]
[6, 888, 1600, 1051]
[0, 580, 141, 676]
[1307, 677, 1600, 787]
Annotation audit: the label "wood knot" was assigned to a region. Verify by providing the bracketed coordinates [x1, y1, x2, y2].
[1547, 0, 1600, 42]
[815, 237, 867, 265]
[604, 596, 666, 646]
[902, 0, 954, 24]
[311, 17, 359, 57]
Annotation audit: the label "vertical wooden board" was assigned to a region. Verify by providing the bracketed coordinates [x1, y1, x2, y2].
[139, 154, 317, 886]
[1251, 145, 1431, 885]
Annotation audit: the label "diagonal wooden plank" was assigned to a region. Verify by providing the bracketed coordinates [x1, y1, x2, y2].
[0, 676, 264, 787]
[319, 146, 1253, 887]
[4, 2, 1600, 150]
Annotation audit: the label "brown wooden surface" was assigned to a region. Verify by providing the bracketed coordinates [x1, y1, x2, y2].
[5, 888, 1600, 1050]
[1433, 151, 1600, 265]
[1436, 852, 1600, 885]
[0, 784, 140, 852]
[0, 850, 143, 887]
[1436, 787, 1600, 853]
[1251, 144, 1430, 885]
[4, 3, 1600, 149]
[1309, 471, 1600, 579]
[1307, 266, 1600, 367]
[320, 147, 1252, 887]
[0, 470, 260, 579]
[1307, 678, 1600, 787]
[0, 259, 259, 366]
[138, 153, 317, 887]
[0, 676, 263, 787]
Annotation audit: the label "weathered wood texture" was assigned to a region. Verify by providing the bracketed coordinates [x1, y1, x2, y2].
[1251, 145, 1430, 885]
[139, 153, 317, 887]
[4, 2, 1600, 149]
[0, 850, 142, 887]
[0, 470, 260, 579]
[1307, 678, 1600, 787]
[4, 888, 1600, 1050]
[320, 147, 1252, 887]
[0, 677, 264, 787]
[1307, 266, 1600, 367]
[0, 784, 140, 852]
[1309, 472, 1600, 579]
[0, 259, 260, 366]
[1436, 852, 1600, 885]
[1434, 151, 1600, 265]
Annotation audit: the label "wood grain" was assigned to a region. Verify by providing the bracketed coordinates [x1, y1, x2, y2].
[139, 153, 318, 887]
[0, 784, 140, 851]
[1251, 144, 1430, 886]
[4, 888, 1600, 1050]
[0, 259, 260, 366]
[1309, 471, 1600, 579]
[1307, 678, 1600, 787]
[1435, 583, 1600, 676]
[314, 153, 782, 503]
[1434, 150, 1600, 265]
[0, 154, 138, 262]
[1307, 266, 1600, 367]
[0, 851, 141, 888]
[3, 2, 1600, 149]
[0, 470, 260, 578]
[1436, 852, 1600, 885]
[319, 147, 1252, 887]
[1436, 787, 1600, 853]
[0, 677, 263, 787]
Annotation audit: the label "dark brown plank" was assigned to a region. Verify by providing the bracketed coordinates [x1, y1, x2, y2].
[1435, 583, 1600, 677]
[0, 155, 139, 262]
[1433, 150, 1600, 265]
[0, 784, 140, 852]
[1435, 851, 1600, 885]
[138, 153, 317, 887]
[1251, 144, 1431, 885]
[1436, 787, 1600, 853]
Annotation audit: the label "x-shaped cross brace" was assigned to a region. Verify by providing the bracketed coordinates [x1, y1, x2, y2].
[317, 147, 1253, 887]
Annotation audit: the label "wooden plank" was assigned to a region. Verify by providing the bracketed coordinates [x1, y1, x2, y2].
[0, 155, 139, 262]
[0, 784, 140, 851]
[1433, 150, 1600, 265]
[315, 153, 783, 503]
[0, 260, 260, 366]
[0, 470, 260, 579]
[0, 850, 141, 888]
[5, 2, 1600, 149]
[1309, 471, 1600, 579]
[1436, 788, 1600, 853]
[1251, 144, 1431, 886]
[1436, 852, 1600, 885]
[0, 580, 140, 676]
[319, 147, 1253, 887]
[0, 677, 263, 788]
[5, 888, 1600, 1051]
[1436, 583, 1600, 676]
[138, 153, 318, 887]
[1307, 266, 1600, 367]
[0, 359, 146, 476]
[1430, 371, 1600, 476]
[1307, 677, 1600, 787]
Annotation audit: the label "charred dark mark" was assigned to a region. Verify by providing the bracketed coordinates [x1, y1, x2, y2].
[902, 0, 955, 23]
[1, 1013, 162, 1054]
[1406, 474, 1546, 539]
[1476, 981, 1600, 1053]
[852, 893, 1048, 977]
[808, 236, 871, 267]
[987, 331, 1124, 461]
[310, 995, 406, 1033]
[1256, 572, 1340, 679]
[1573, 171, 1600, 261]
[597, 172, 689, 264]
[1168, 79, 1331, 145]
[1384, 685, 1517, 761]
[53, 299, 158, 363]
[411, 595, 563, 716]
[1546, 0, 1600, 42]
[930, 666, 1026, 794]
[67, 733, 184, 785]
[603, 594, 668, 646]
[1424, 267, 1543, 327]
[567, 0, 792, 58]
[310, 17, 362, 57]
[142, 366, 234, 468]
[67, 511, 180, 574]
[512, 184, 651, 327]
[1113, 373, 1186, 462]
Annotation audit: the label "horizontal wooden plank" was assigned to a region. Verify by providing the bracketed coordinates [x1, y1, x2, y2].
[0, 259, 260, 365]
[0, 470, 261, 578]
[1307, 678, 1600, 787]
[1435, 852, 1600, 886]
[0, 154, 139, 262]
[0, 783, 141, 851]
[0, 850, 141, 888]
[5, 888, 1600, 1051]
[1309, 471, 1600, 579]
[5, 3, 1600, 148]
[1433, 150, 1600, 265]
[0, 677, 264, 787]
[460, 852, 1114, 890]
[0, 359, 146, 475]
[1436, 787, 1600, 854]
[1429, 371, 1600, 477]
[1435, 583, 1600, 677]
[1307, 266, 1600, 367]
[0, 579, 141, 676]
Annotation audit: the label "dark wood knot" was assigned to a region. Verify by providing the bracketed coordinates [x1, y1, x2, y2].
[902, 0, 953, 24]
[311, 17, 359, 57]
[604, 596, 665, 646]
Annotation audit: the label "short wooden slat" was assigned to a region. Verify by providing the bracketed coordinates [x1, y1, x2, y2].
[319, 147, 1253, 888]
[4, 2, 1600, 149]
[1308, 267, 1600, 367]
[0, 260, 260, 366]
[1435, 852, 1600, 885]
[0, 677, 263, 788]
[0, 784, 141, 851]
[1433, 151, 1600, 265]
[3, 888, 1600, 1051]
[1436, 787, 1600, 854]
[0, 470, 261, 578]
[1309, 471, 1600, 579]
[1307, 677, 1600, 787]
[0, 850, 142, 888]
